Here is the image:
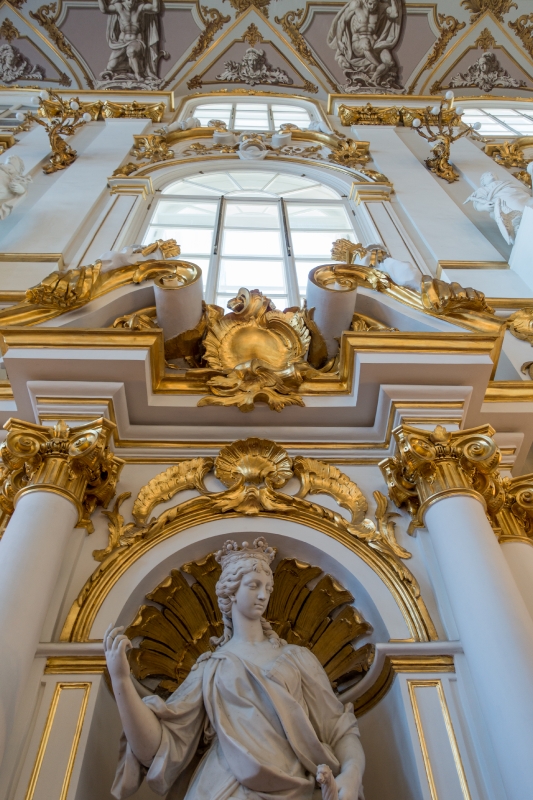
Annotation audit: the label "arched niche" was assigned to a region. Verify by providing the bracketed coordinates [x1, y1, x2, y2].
[65, 512, 437, 646]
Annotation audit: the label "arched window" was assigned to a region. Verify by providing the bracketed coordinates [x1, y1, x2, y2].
[143, 170, 358, 307]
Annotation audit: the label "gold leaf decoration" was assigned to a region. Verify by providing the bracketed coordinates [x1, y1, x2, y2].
[407, 14, 465, 94]
[187, 7, 230, 63]
[275, 9, 338, 91]
[461, 0, 517, 23]
[125, 552, 374, 697]
[373, 490, 411, 560]
[243, 22, 262, 47]
[30, 2, 94, 88]
[508, 308, 533, 343]
[293, 457, 368, 525]
[132, 458, 214, 524]
[0, 18, 19, 41]
[93, 492, 139, 562]
[509, 13, 533, 56]
[223, 0, 271, 18]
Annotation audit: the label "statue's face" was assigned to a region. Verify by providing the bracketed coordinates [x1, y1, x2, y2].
[365, 0, 379, 11]
[231, 566, 273, 620]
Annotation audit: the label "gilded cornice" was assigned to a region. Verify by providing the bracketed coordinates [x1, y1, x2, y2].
[493, 473, 533, 544]
[60, 437, 437, 644]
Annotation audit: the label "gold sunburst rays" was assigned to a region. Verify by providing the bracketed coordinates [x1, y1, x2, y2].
[125, 553, 374, 697]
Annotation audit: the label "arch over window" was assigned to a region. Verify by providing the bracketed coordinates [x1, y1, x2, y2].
[143, 170, 358, 307]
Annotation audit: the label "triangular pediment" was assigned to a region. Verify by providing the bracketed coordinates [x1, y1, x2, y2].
[421, 12, 533, 96]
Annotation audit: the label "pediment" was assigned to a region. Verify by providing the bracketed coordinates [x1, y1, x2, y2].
[177, 7, 326, 94]
[0, 1, 79, 88]
[421, 11, 533, 95]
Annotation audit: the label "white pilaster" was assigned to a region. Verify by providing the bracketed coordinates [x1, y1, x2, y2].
[501, 540, 533, 622]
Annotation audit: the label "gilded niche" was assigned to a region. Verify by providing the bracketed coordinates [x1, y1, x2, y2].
[125, 553, 374, 696]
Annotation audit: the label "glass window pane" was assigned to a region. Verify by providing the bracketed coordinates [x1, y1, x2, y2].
[146, 226, 214, 255]
[281, 185, 341, 199]
[162, 180, 221, 196]
[224, 202, 280, 229]
[193, 104, 232, 126]
[187, 174, 239, 193]
[227, 172, 277, 191]
[222, 229, 282, 256]
[235, 103, 269, 130]
[219, 259, 286, 293]
[151, 200, 218, 226]
[272, 104, 311, 128]
[262, 174, 315, 195]
[286, 204, 352, 230]
[291, 230, 356, 257]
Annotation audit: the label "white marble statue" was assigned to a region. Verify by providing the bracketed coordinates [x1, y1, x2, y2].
[97, 0, 166, 88]
[327, 0, 402, 92]
[105, 538, 365, 800]
[216, 48, 293, 87]
[464, 171, 533, 245]
[0, 156, 31, 220]
[450, 52, 525, 93]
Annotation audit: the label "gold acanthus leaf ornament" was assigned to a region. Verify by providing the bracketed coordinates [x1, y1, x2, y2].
[508, 307, 533, 343]
[509, 13, 533, 57]
[125, 553, 374, 697]
[461, 0, 517, 23]
[132, 458, 214, 525]
[293, 457, 368, 524]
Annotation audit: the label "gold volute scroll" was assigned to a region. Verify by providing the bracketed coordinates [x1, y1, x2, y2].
[125, 553, 374, 696]
[380, 424, 503, 532]
[0, 417, 123, 532]
[494, 474, 533, 544]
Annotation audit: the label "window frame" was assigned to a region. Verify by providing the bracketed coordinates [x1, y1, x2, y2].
[141, 168, 360, 308]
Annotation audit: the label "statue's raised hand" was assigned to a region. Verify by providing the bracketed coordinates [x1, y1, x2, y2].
[316, 765, 339, 800]
[104, 624, 132, 683]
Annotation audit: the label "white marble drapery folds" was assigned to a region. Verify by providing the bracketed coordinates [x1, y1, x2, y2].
[112, 645, 360, 800]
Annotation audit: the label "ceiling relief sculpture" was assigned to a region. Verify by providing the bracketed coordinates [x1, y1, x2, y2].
[0, 0, 530, 95]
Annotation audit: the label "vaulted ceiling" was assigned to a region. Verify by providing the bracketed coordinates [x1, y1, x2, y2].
[0, 0, 531, 99]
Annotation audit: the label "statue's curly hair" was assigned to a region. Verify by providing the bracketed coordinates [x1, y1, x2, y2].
[211, 556, 283, 649]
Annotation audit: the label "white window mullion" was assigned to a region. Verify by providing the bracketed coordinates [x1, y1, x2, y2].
[205, 197, 224, 303]
[280, 199, 299, 307]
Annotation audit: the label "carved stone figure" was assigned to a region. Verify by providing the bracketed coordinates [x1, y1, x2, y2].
[464, 171, 533, 245]
[105, 537, 365, 799]
[327, 0, 403, 92]
[450, 52, 525, 93]
[97, 0, 167, 88]
[0, 156, 31, 220]
[0, 43, 44, 84]
[216, 47, 293, 86]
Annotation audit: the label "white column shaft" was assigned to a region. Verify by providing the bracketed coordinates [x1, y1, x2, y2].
[425, 495, 533, 799]
[0, 491, 78, 767]
[501, 539, 533, 623]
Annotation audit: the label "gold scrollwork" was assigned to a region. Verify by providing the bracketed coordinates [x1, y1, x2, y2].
[0, 417, 123, 532]
[125, 552, 375, 696]
[508, 307, 533, 342]
[274, 9, 338, 91]
[29, 2, 95, 88]
[485, 138, 533, 188]
[494, 474, 533, 543]
[187, 6, 230, 62]
[61, 436, 436, 645]
[338, 104, 461, 128]
[421, 276, 495, 315]
[461, 0, 517, 23]
[132, 134, 174, 163]
[413, 96, 478, 183]
[509, 12, 533, 57]
[101, 101, 166, 123]
[380, 424, 503, 532]
[407, 14, 466, 95]
[23, 90, 91, 175]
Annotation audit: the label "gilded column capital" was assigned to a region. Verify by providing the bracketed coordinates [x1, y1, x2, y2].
[493, 474, 533, 545]
[0, 418, 124, 532]
[380, 424, 503, 531]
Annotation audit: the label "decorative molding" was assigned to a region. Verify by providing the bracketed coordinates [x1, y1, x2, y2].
[0, 418, 123, 531]
[461, 0, 517, 23]
[485, 138, 533, 188]
[407, 14, 466, 94]
[338, 103, 461, 128]
[508, 307, 533, 343]
[494, 474, 533, 544]
[509, 13, 533, 57]
[29, 2, 95, 89]
[61, 437, 438, 645]
[380, 424, 503, 532]
[223, 0, 271, 18]
[101, 100, 165, 122]
[274, 8, 338, 91]
[187, 6, 230, 63]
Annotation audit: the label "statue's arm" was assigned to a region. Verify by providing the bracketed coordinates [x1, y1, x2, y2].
[105, 625, 162, 765]
[140, 0, 160, 13]
[386, 0, 399, 19]
[98, 0, 118, 13]
[334, 734, 365, 800]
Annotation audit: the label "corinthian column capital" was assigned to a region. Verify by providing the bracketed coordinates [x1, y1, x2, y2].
[494, 474, 533, 544]
[379, 424, 503, 531]
[0, 417, 124, 532]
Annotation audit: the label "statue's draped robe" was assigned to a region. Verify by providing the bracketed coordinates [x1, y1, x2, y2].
[105, 11, 160, 79]
[112, 645, 360, 800]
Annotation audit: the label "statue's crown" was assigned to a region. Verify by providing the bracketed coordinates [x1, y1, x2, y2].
[215, 537, 275, 570]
